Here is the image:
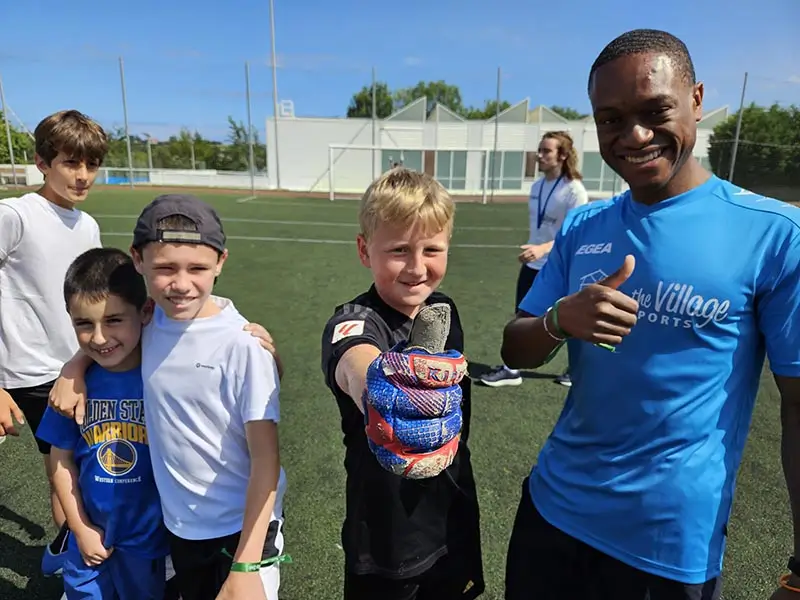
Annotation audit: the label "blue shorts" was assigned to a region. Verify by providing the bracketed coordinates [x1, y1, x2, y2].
[63, 539, 166, 600]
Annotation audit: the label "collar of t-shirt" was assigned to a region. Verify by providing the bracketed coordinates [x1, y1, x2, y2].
[29, 192, 83, 225]
[152, 295, 239, 332]
[367, 284, 420, 330]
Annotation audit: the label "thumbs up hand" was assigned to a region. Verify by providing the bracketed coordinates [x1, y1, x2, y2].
[553, 254, 639, 347]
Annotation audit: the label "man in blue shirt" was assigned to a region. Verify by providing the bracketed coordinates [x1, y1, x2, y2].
[37, 248, 170, 599]
[500, 29, 800, 599]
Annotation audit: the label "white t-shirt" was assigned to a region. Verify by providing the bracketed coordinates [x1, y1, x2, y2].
[141, 296, 287, 540]
[526, 176, 589, 271]
[0, 193, 101, 388]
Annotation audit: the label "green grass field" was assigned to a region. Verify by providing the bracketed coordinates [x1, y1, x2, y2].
[0, 186, 791, 599]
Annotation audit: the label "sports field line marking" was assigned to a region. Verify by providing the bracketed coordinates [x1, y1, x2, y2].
[93, 214, 526, 232]
[235, 195, 258, 204]
[101, 232, 519, 249]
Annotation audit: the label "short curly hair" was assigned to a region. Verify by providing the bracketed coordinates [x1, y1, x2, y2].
[588, 29, 696, 93]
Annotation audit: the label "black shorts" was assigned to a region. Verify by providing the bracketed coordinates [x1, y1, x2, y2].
[345, 549, 485, 600]
[6, 380, 55, 454]
[168, 520, 283, 600]
[515, 265, 539, 312]
[504, 477, 722, 600]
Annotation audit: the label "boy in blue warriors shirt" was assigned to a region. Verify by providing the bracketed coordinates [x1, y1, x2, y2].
[501, 30, 800, 600]
[37, 248, 169, 599]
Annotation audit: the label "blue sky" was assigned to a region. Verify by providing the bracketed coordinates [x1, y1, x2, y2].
[2, 0, 798, 142]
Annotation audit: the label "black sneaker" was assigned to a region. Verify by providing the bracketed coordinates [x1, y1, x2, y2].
[478, 366, 522, 387]
[554, 372, 572, 387]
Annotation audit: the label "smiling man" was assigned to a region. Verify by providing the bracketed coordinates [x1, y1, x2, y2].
[499, 29, 800, 599]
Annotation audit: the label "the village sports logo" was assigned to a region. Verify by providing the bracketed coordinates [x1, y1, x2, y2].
[579, 271, 731, 329]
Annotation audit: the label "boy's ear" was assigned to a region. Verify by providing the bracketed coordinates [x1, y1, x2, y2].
[356, 234, 370, 268]
[130, 246, 144, 274]
[34, 153, 50, 175]
[214, 249, 229, 276]
[140, 298, 155, 326]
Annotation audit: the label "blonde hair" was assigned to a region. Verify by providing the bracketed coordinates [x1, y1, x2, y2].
[35, 110, 108, 166]
[542, 131, 582, 181]
[359, 168, 455, 240]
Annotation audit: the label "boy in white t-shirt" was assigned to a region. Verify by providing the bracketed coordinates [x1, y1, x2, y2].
[51, 195, 288, 600]
[479, 131, 588, 389]
[0, 109, 107, 575]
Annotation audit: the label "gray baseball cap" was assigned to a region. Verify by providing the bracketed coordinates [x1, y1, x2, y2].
[132, 194, 226, 253]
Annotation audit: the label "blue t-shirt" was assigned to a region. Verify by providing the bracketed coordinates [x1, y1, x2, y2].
[520, 176, 800, 584]
[37, 364, 168, 559]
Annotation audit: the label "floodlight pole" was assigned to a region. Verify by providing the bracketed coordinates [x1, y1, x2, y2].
[728, 71, 748, 183]
[269, 0, 281, 190]
[0, 73, 18, 188]
[118, 57, 135, 190]
[371, 66, 377, 180]
[489, 66, 501, 204]
[245, 61, 256, 197]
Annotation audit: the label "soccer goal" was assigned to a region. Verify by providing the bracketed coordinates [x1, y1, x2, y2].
[327, 144, 495, 203]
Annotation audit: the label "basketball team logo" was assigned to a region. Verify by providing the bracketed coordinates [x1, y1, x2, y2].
[97, 438, 138, 477]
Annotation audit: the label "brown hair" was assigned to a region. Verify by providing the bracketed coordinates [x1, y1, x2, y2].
[359, 168, 455, 241]
[542, 131, 582, 181]
[34, 110, 108, 166]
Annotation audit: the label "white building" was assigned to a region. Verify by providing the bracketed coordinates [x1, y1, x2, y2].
[265, 98, 730, 200]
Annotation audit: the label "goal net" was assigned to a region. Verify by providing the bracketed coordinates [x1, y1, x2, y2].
[327, 144, 494, 202]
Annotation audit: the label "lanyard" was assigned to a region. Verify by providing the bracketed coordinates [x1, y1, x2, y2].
[537, 175, 563, 229]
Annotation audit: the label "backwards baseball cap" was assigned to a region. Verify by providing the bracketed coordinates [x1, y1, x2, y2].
[132, 194, 226, 253]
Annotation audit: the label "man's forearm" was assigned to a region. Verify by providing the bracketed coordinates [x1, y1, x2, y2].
[782, 400, 800, 557]
[235, 422, 281, 563]
[501, 312, 564, 369]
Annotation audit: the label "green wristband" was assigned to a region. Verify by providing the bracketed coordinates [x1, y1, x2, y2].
[222, 548, 293, 572]
[551, 299, 571, 339]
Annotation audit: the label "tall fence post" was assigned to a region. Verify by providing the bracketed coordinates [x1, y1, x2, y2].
[729, 71, 748, 183]
[269, 0, 281, 190]
[118, 56, 134, 189]
[0, 73, 18, 188]
[245, 61, 256, 197]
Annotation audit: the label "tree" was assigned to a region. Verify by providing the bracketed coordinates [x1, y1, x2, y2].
[214, 117, 267, 172]
[708, 103, 800, 190]
[463, 100, 512, 120]
[394, 81, 464, 116]
[0, 111, 34, 164]
[347, 82, 394, 119]
[550, 106, 589, 120]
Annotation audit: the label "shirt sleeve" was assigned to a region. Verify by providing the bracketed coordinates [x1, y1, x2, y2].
[87, 214, 103, 248]
[35, 406, 81, 451]
[519, 222, 573, 317]
[757, 231, 800, 377]
[236, 337, 281, 424]
[567, 182, 589, 211]
[0, 204, 24, 262]
[320, 308, 388, 393]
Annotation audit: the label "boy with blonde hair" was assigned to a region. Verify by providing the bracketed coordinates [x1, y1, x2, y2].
[0, 109, 108, 574]
[321, 168, 485, 599]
